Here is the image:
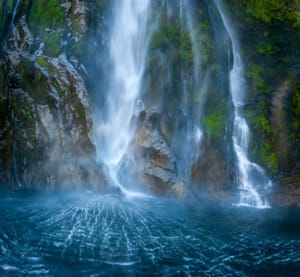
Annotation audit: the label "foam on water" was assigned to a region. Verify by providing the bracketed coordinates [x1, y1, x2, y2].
[0, 192, 299, 276]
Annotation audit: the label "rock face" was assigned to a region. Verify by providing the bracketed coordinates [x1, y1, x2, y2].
[269, 173, 300, 207]
[224, 0, 300, 200]
[191, 143, 232, 200]
[0, 1, 299, 205]
[0, 1, 111, 190]
[118, 110, 186, 197]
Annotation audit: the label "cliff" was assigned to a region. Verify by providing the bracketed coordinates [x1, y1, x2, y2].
[0, 0, 299, 206]
[0, 0, 111, 190]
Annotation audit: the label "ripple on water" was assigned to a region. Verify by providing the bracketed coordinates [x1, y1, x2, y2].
[0, 192, 300, 276]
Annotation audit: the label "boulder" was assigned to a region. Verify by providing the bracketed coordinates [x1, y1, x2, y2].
[118, 110, 186, 197]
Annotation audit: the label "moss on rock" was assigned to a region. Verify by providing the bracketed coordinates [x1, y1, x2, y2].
[42, 31, 61, 57]
[16, 59, 51, 104]
[203, 106, 226, 139]
[27, 0, 66, 35]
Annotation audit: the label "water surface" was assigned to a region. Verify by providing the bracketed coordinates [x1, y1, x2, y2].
[0, 191, 299, 276]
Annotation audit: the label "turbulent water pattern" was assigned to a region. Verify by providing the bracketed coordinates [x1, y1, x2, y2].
[0, 191, 299, 276]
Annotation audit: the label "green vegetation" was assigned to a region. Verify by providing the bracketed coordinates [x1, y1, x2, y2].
[17, 59, 50, 103]
[245, 0, 300, 26]
[253, 115, 279, 172]
[42, 31, 61, 57]
[0, 0, 14, 34]
[234, 0, 300, 175]
[290, 84, 300, 142]
[261, 144, 279, 172]
[292, 86, 300, 116]
[228, 0, 300, 27]
[197, 20, 215, 66]
[72, 39, 84, 58]
[256, 41, 278, 57]
[180, 31, 193, 64]
[150, 13, 215, 67]
[203, 107, 226, 139]
[151, 19, 197, 62]
[28, 0, 66, 35]
[246, 63, 266, 92]
[247, 110, 279, 173]
[252, 115, 272, 134]
[3, 0, 14, 12]
[27, 1, 64, 57]
[36, 56, 47, 68]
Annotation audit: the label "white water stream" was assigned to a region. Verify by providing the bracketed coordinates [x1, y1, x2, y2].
[214, 0, 271, 208]
[173, 0, 203, 183]
[94, 0, 151, 189]
[92, 0, 272, 205]
[12, 0, 21, 27]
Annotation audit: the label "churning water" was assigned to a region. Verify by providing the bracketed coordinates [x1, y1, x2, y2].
[0, 191, 299, 276]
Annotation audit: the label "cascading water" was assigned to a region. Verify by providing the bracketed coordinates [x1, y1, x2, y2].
[180, 0, 201, 92]
[172, 0, 203, 183]
[1, 1, 300, 275]
[94, 0, 152, 190]
[214, 0, 272, 208]
[12, 0, 21, 28]
[10, 0, 22, 187]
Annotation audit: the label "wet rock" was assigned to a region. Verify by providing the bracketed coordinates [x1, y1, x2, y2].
[62, 0, 88, 36]
[46, 157, 114, 192]
[6, 16, 33, 66]
[271, 80, 292, 171]
[191, 136, 233, 200]
[0, 6, 109, 191]
[119, 110, 186, 197]
[268, 173, 300, 207]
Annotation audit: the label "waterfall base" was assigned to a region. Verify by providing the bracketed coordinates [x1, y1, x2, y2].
[0, 191, 299, 276]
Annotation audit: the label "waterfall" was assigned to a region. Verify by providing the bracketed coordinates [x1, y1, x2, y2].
[91, 0, 272, 203]
[214, 0, 272, 208]
[94, 0, 152, 191]
[171, 0, 203, 183]
[10, 0, 22, 187]
[11, 0, 21, 28]
[181, 0, 201, 92]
